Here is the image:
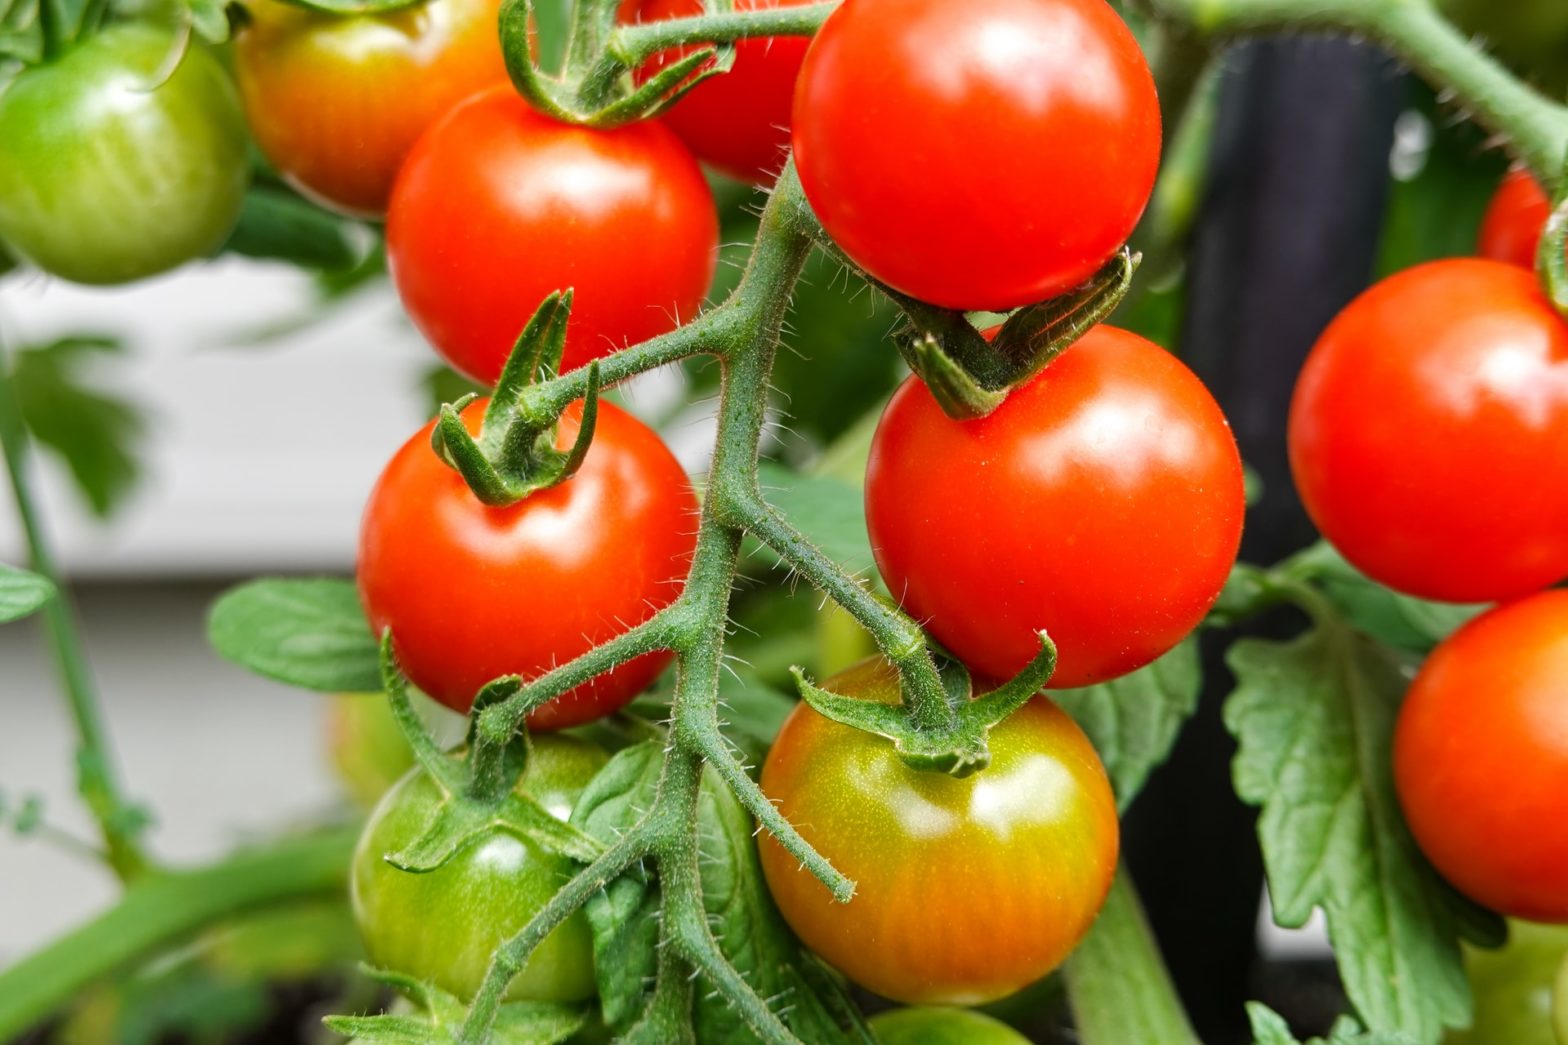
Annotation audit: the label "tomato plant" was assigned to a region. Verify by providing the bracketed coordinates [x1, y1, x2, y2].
[866, 325, 1245, 688]
[350, 735, 608, 1001]
[620, 0, 811, 185]
[1479, 169, 1551, 271]
[386, 85, 719, 383]
[1394, 590, 1568, 922]
[758, 657, 1119, 1005]
[0, 26, 248, 285]
[357, 397, 697, 726]
[791, 0, 1160, 310]
[234, 0, 508, 217]
[1289, 259, 1568, 603]
[868, 1007, 1030, 1044]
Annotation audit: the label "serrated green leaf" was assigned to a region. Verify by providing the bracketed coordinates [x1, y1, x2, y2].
[1226, 621, 1503, 1043]
[1289, 543, 1484, 653]
[324, 1013, 437, 1043]
[11, 335, 145, 519]
[220, 185, 368, 269]
[1245, 1002, 1418, 1045]
[1054, 637, 1202, 812]
[572, 742, 870, 1042]
[753, 462, 875, 578]
[207, 578, 381, 692]
[0, 562, 54, 623]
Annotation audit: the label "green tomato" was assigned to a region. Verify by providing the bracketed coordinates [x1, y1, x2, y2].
[326, 693, 418, 809]
[1555, 950, 1568, 1045]
[1447, 921, 1568, 1045]
[869, 1007, 1030, 1044]
[350, 736, 608, 1003]
[0, 25, 248, 284]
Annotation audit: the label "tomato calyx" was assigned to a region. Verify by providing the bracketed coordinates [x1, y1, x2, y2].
[326, 965, 590, 1042]
[891, 248, 1139, 421]
[373, 635, 604, 875]
[1534, 158, 1568, 317]
[429, 292, 604, 507]
[791, 633, 1059, 776]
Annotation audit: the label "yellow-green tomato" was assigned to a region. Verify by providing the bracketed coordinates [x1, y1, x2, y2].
[869, 1007, 1031, 1044]
[1553, 948, 1568, 1044]
[759, 657, 1119, 1005]
[325, 693, 417, 809]
[350, 736, 608, 1002]
[1447, 922, 1568, 1045]
[0, 26, 248, 284]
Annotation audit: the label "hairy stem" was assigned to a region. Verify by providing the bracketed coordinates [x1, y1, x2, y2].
[0, 828, 356, 1041]
[0, 345, 150, 881]
[610, 2, 836, 64]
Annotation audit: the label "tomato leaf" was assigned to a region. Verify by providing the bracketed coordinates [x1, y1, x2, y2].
[327, 967, 587, 1044]
[207, 578, 381, 693]
[572, 742, 871, 1042]
[1054, 637, 1202, 812]
[185, 0, 229, 43]
[1286, 543, 1484, 653]
[0, 563, 54, 623]
[1225, 619, 1504, 1042]
[1245, 1002, 1414, 1044]
[220, 185, 370, 271]
[11, 335, 145, 519]
[753, 462, 876, 579]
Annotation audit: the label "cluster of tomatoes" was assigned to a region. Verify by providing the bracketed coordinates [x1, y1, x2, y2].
[1290, 168, 1568, 928]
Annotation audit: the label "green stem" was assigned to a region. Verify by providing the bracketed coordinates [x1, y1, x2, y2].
[1536, 152, 1568, 315]
[610, 1, 836, 64]
[0, 827, 356, 1041]
[1148, 0, 1568, 185]
[0, 346, 150, 881]
[1063, 865, 1201, 1045]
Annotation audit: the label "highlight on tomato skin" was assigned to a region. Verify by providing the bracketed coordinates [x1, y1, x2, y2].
[386, 85, 720, 384]
[1393, 590, 1568, 924]
[866, 325, 1246, 690]
[757, 657, 1120, 1006]
[1478, 168, 1553, 271]
[619, 0, 813, 185]
[791, 0, 1161, 311]
[356, 397, 699, 729]
[234, 0, 510, 218]
[1288, 257, 1568, 604]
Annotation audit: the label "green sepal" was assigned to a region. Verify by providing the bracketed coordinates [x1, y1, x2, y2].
[988, 248, 1139, 378]
[593, 43, 737, 126]
[792, 633, 1058, 776]
[381, 790, 603, 873]
[0, 562, 55, 623]
[898, 331, 1006, 421]
[428, 293, 604, 508]
[325, 967, 588, 1044]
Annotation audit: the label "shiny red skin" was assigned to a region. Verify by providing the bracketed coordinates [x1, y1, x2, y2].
[1479, 169, 1552, 271]
[234, 0, 508, 217]
[1394, 591, 1568, 922]
[387, 87, 718, 384]
[758, 658, 1119, 1004]
[621, 0, 812, 185]
[866, 325, 1245, 688]
[1288, 259, 1568, 603]
[791, 0, 1160, 311]
[357, 398, 698, 728]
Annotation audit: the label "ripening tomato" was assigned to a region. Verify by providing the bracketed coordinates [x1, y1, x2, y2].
[759, 658, 1119, 1004]
[791, 0, 1160, 310]
[351, 735, 608, 1001]
[1479, 169, 1553, 271]
[0, 26, 248, 285]
[1449, 922, 1568, 1045]
[1289, 259, 1568, 603]
[866, 325, 1244, 688]
[869, 1008, 1031, 1045]
[1394, 591, 1568, 923]
[619, 0, 812, 184]
[387, 86, 718, 384]
[357, 398, 697, 727]
[234, 0, 508, 217]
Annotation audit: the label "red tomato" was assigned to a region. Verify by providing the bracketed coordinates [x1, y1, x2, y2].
[1479, 169, 1554, 271]
[1288, 259, 1568, 603]
[759, 657, 1119, 1004]
[357, 398, 698, 728]
[619, 0, 812, 185]
[866, 325, 1244, 688]
[234, 0, 508, 217]
[1394, 591, 1568, 922]
[387, 86, 718, 384]
[791, 0, 1160, 310]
